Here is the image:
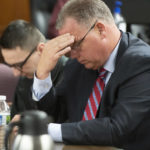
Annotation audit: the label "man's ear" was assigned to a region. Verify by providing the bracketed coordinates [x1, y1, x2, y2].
[36, 43, 45, 56]
[96, 21, 106, 39]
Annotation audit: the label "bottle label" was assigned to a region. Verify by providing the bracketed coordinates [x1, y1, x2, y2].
[0, 113, 10, 125]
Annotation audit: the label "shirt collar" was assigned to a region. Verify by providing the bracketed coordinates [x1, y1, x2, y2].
[103, 39, 121, 73]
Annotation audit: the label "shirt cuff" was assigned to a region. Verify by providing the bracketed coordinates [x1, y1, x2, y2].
[48, 123, 63, 142]
[32, 72, 52, 101]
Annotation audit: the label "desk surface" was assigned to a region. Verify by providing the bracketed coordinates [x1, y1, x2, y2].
[0, 125, 122, 150]
[54, 143, 122, 150]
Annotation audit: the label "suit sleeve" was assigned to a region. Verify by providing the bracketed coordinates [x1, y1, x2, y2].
[61, 70, 150, 146]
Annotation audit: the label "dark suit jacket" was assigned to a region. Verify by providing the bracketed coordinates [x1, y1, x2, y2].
[11, 56, 68, 118]
[37, 32, 150, 149]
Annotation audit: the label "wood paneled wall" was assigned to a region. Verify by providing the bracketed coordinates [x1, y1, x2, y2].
[0, 0, 31, 36]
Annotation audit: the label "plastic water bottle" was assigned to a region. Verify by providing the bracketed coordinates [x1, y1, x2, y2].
[0, 95, 10, 125]
[0, 95, 10, 150]
[113, 0, 127, 32]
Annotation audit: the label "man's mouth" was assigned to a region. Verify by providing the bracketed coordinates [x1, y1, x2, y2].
[79, 60, 88, 65]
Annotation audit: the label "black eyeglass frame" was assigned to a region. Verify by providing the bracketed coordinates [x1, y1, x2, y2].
[3, 47, 36, 70]
[71, 20, 97, 50]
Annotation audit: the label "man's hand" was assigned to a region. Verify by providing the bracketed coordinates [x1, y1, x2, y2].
[10, 114, 21, 136]
[11, 114, 20, 123]
[36, 33, 74, 79]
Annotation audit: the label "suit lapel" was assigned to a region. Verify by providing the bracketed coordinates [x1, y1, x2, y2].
[115, 32, 129, 66]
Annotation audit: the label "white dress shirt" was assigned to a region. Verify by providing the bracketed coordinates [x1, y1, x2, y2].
[32, 40, 120, 142]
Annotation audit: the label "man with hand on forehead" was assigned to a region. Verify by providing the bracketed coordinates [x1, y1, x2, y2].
[32, 0, 150, 149]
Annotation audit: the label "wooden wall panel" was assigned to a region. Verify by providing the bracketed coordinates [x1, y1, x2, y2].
[0, 0, 31, 35]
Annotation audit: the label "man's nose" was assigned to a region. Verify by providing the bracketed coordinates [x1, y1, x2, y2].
[12, 68, 21, 77]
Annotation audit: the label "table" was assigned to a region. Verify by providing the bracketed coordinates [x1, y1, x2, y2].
[0, 125, 122, 150]
[54, 143, 123, 150]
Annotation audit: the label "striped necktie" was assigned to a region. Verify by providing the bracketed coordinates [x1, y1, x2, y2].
[82, 68, 107, 120]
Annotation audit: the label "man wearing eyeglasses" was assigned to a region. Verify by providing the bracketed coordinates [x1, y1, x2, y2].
[0, 19, 68, 118]
[31, 0, 150, 149]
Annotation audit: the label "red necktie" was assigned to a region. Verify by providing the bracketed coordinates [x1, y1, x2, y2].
[82, 68, 107, 120]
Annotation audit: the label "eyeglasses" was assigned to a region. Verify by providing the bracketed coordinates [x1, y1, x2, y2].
[3, 47, 36, 71]
[71, 20, 97, 50]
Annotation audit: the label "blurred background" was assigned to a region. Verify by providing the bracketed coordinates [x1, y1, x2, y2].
[0, 0, 57, 39]
[0, 0, 150, 43]
[104, 0, 150, 44]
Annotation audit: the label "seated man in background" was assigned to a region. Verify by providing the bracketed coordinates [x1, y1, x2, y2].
[32, 0, 150, 149]
[0, 19, 68, 118]
[47, 0, 68, 39]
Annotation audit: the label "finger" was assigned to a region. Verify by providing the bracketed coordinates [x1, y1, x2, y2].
[55, 46, 71, 58]
[48, 33, 73, 45]
[51, 33, 71, 41]
[46, 35, 74, 53]
[57, 38, 74, 51]
[11, 114, 20, 122]
[13, 126, 19, 136]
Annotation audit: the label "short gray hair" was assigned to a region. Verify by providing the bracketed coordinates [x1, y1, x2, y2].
[56, 0, 114, 29]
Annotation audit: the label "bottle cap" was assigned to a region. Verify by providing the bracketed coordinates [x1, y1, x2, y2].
[114, 0, 122, 13]
[115, 0, 122, 6]
[0, 95, 6, 101]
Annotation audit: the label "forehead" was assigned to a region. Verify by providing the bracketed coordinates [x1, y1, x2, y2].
[59, 18, 88, 37]
[1, 47, 29, 64]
